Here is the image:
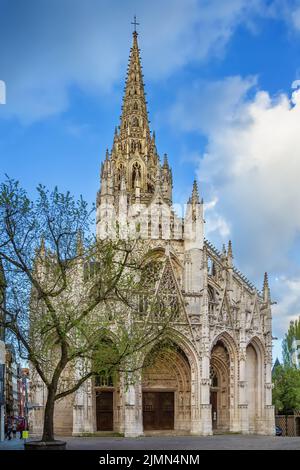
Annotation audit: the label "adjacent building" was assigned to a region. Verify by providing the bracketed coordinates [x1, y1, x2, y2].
[0, 260, 5, 441]
[5, 344, 20, 418]
[19, 368, 29, 427]
[0, 344, 5, 441]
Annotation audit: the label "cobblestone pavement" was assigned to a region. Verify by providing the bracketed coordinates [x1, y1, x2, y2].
[0, 434, 300, 450]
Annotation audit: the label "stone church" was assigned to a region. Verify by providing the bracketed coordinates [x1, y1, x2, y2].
[30, 30, 275, 437]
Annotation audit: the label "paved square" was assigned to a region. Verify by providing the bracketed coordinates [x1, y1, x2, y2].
[0, 435, 300, 450]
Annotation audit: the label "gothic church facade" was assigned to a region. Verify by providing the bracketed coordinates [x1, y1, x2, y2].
[30, 31, 275, 437]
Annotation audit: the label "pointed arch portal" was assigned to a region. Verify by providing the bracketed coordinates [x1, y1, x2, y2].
[142, 341, 191, 431]
[210, 340, 230, 431]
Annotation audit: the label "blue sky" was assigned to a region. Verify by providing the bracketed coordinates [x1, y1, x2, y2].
[1, 0, 300, 361]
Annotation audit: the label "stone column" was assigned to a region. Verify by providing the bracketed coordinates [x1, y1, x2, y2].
[264, 340, 275, 435]
[238, 353, 249, 434]
[199, 377, 212, 435]
[190, 361, 202, 435]
[237, 291, 249, 433]
[198, 349, 212, 436]
[73, 403, 85, 435]
[29, 376, 46, 437]
[73, 379, 94, 435]
[199, 247, 212, 436]
[262, 276, 275, 435]
[72, 360, 93, 436]
[122, 373, 143, 438]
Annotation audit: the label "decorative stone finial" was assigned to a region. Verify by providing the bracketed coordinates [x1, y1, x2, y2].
[263, 272, 271, 302]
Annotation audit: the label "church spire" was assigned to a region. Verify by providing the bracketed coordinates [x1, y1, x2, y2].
[97, 22, 170, 228]
[192, 180, 200, 203]
[119, 28, 151, 143]
[188, 180, 200, 204]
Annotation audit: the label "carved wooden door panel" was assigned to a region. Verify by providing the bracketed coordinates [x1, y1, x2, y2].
[143, 392, 174, 430]
[210, 391, 218, 430]
[96, 391, 113, 431]
[143, 392, 156, 430]
[159, 392, 174, 430]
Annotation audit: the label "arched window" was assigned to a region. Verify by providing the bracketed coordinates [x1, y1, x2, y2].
[95, 373, 114, 387]
[138, 260, 163, 314]
[93, 338, 118, 386]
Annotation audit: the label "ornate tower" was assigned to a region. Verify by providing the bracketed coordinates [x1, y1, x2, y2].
[96, 31, 173, 238]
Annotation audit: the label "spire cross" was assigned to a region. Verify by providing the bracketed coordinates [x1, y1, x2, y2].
[131, 15, 140, 33]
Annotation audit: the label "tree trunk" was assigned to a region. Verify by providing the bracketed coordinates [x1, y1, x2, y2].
[42, 386, 56, 442]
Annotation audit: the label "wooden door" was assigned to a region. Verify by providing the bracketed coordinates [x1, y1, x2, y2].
[96, 391, 113, 431]
[210, 391, 218, 430]
[143, 392, 174, 430]
[159, 392, 174, 430]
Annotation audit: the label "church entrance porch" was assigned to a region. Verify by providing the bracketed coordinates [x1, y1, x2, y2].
[143, 391, 174, 430]
[142, 341, 191, 433]
[210, 340, 231, 433]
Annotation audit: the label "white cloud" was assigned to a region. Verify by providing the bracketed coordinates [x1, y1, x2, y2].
[268, 0, 300, 33]
[204, 197, 231, 238]
[169, 75, 300, 342]
[273, 276, 300, 338]
[0, 0, 266, 123]
[172, 77, 300, 275]
[292, 7, 300, 29]
[169, 74, 256, 246]
[292, 79, 300, 89]
[169, 75, 258, 135]
[205, 212, 231, 238]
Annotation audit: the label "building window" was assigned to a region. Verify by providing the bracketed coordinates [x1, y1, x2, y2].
[95, 373, 114, 388]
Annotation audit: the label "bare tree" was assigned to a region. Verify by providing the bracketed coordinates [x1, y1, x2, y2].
[0, 178, 175, 443]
